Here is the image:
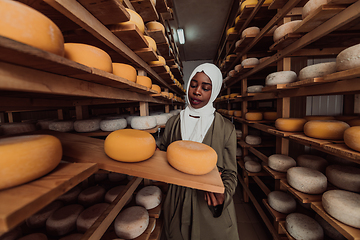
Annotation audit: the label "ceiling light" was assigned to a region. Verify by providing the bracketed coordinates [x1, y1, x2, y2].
[177, 28, 185, 44]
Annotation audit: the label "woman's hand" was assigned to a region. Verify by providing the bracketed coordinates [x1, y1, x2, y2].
[204, 191, 225, 206]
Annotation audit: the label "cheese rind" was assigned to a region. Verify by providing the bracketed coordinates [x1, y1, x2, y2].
[296, 154, 328, 172]
[49, 121, 74, 132]
[0, 122, 36, 135]
[76, 203, 109, 232]
[245, 160, 262, 173]
[136, 185, 162, 210]
[105, 185, 132, 204]
[326, 165, 360, 192]
[144, 36, 157, 52]
[247, 85, 263, 93]
[287, 167, 327, 194]
[245, 112, 263, 121]
[273, 20, 302, 42]
[286, 213, 324, 240]
[146, 21, 165, 34]
[299, 62, 336, 80]
[336, 43, 360, 71]
[114, 206, 149, 239]
[26, 200, 64, 229]
[112, 63, 137, 82]
[304, 120, 350, 140]
[241, 58, 260, 67]
[118, 8, 145, 33]
[344, 126, 360, 152]
[151, 84, 161, 93]
[241, 27, 260, 38]
[275, 118, 306, 132]
[302, 0, 328, 19]
[77, 186, 106, 207]
[245, 135, 262, 145]
[268, 154, 296, 173]
[136, 76, 152, 88]
[268, 191, 296, 214]
[100, 118, 127, 132]
[74, 119, 101, 133]
[265, 71, 297, 86]
[131, 116, 157, 130]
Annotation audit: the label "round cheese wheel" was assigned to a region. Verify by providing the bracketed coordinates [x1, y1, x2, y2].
[268, 154, 296, 173]
[0, 122, 36, 135]
[108, 172, 127, 182]
[136, 185, 162, 210]
[100, 118, 127, 132]
[273, 20, 302, 42]
[114, 206, 149, 239]
[59, 233, 84, 240]
[229, 70, 237, 77]
[268, 191, 296, 214]
[304, 120, 350, 140]
[337, 43, 360, 71]
[245, 160, 262, 173]
[263, 112, 277, 121]
[112, 63, 137, 82]
[296, 154, 328, 172]
[286, 213, 324, 240]
[241, 58, 260, 67]
[314, 214, 346, 240]
[167, 140, 217, 175]
[226, 27, 237, 36]
[234, 63, 242, 72]
[245, 135, 261, 145]
[236, 129, 243, 138]
[230, 93, 240, 98]
[275, 118, 307, 132]
[240, 0, 258, 11]
[74, 119, 101, 133]
[299, 62, 337, 80]
[0, 135, 62, 190]
[144, 35, 157, 52]
[104, 129, 156, 162]
[18, 233, 48, 240]
[136, 76, 152, 88]
[344, 126, 360, 152]
[64, 43, 112, 73]
[0, 0, 64, 56]
[228, 110, 234, 116]
[234, 110, 242, 117]
[287, 167, 327, 194]
[247, 85, 263, 93]
[347, 118, 360, 127]
[245, 112, 263, 121]
[57, 185, 82, 204]
[26, 200, 64, 229]
[303, 0, 328, 19]
[326, 165, 360, 192]
[131, 116, 157, 130]
[266, 71, 297, 86]
[78, 186, 106, 207]
[105, 185, 132, 204]
[304, 115, 335, 121]
[241, 27, 260, 38]
[118, 8, 145, 34]
[153, 114, 169, 126]
[49, 121, 74, 132]
[126, 115, 139, 125]
[36, 119, 57, 130]
[322, 190, 360, 228]
[76, 203, 109, 232]
[236, 148, 242, 157]
[146, 21, 165, 34]
[151, 84, 161, 93]
[46, 204, 84, 236]
[148, 55, 166, 66]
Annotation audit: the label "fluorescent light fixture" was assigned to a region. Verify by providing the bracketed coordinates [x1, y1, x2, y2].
[177, 28, 185, 44]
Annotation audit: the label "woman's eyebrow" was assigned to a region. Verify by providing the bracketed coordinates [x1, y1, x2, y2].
[202, 82, 212, 86]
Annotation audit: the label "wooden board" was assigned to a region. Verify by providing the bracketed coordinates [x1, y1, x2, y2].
[147, 29, 168, 44]
[279, 221, 296, 240]
[149, 217, 163, 240]
[263, 165, 286, 179]
[261, 84, 290, 92]
[280, 179, 322, 203]
[289, 133, 332, 147]
[34, 130, 225, 193]
[0, 162, 98, 233]
[238, 160, 268, 177]
[131, 0, 159, 22]
[269, 33, 303, 51]
[150, 64, 167, 73]
[268, 129, 299, 138]
[134, 48, 159, 62]
[323, 143, 360, 161]
[286, 77, 327, 87]
[109, 23, 149, 50]
[324, 66, 360, 82]
[262, 199, 287, 221]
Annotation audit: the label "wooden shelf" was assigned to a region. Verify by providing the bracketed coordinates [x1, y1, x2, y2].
[134, 47, 159, 62]
[279, 221, 296, 240]
[76, 126, 163, 137]
[263, 199, 287, 221]
[268, 129, 301, 138]
[280, 179, 323, 204]
[148, 29, 168, 44]
[238, 139, 275, 148]
[238, 160, 269, 177]
[131, 0, 159, 22]
[263, 166, 286, 180]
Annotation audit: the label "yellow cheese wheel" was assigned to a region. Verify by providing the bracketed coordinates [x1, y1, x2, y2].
[151, 84, 161, 93]
[245, 112, 263, 121]
[228, 110, 235, 116]
[304, 120, 350, 140]
[145, 21, 165, 34]
[104, 129, 156, 162]
[64, 43, 113, 72]
[226, 27, 237, 36]
[167, 140, 217, 175]
[344, 126, 360, 152]
[263, 112, 278, 121]
[161, 91, 169, 98]
[112, 63, 137, 82]
[165, 65, 171, 73]
[0, 135, 62, 190]
[144, 36, 157, 52]
[304, 115, 335, 121]
[0, 0, 64, 56]
[240, 0, 258, 11]
[234, 110, 242, 117]
[148, 56, 166, 66]
[118, 8, 145, 34]
[230, 93, 240, 98]
[169, 92, 174, 99]
[136, 76, 152, 88]
[275, 118, 307, 132]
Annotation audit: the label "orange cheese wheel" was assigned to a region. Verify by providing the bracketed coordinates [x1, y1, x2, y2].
[104, 129, 156, 162]
[151, 84, 161, 93]
[169, 92, 174, 99]
[226, 27, 237, 36]
[167, 140, 217, 175]
[64, 43, 113, 72]
[144, 36, 157, 52]
[344, 126, 360, 152]
[304, 120, 350, 140]
[0, 0, 64, 56]
[145, 21, 165, 34]
[118, 8, 145, 34]
[228, 110, 234, 116]
[245, 112, 263, 121]
[148, 56, 166, 66]
[263, 112, 278, 121]
[0, 135, 62, 190]
[275, 118, 307, 132]
[136, 76, 152, 88]
[112, 63, 137, 82]
[240, 0, 258, 11]
[234, 110, 242, 117]
[303, 115, 335, 121]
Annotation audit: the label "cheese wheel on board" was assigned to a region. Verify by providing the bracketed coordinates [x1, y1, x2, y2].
[104, 129, 156, 162]
[136, 76, 152, 88]
[57, 185, 82, 204]
[247, 85, 263, 93]
[74, 119, 101, 133]
[26, 200, 64, 229]
[314, 214, 347, 240]
[49, 121, 74, 132]
[240, 0, 258, 11]
[100, 118, 127, 132]
[64, 43, 112, 73]
[151, 84, 161, 93]
[148, 56, 166, 66]
[263, 112, 277, 121]
[268, 191, 296, 214]
[136, 185, 162, 210]
[323, 190, 360, 228]
[0, 135, 62, 190]
[347, 118, 360, 127]
[265, 71, 297, 86]
[59, 233, 83, 240]
[296, 154, 328, 172]
[126, 115, 139, 125]
[112, 63, 137, 82]
[229, 70, 236, 77]
[226, 27, 237, 36]
[236, 129, 243, 138]
[167, 140, 217, 175]
[245, 160, 262, 173]
[152, 114, 169, 126]
[117, 8, 145, 34]
[304, 120, 350, 140]
[146, 21, 165, 34]
[268, 154, 296, 173]
[287, 167, 327, 194]
[18, 233, 48, 240]
[241, 27, 260, 38]
[241, 58, 260, 67]
[78, 186, 106, 207]
[336, 43, 360, 71]
[76, 203, 109, 232]
[245, 135, 261, 145]
[344, 126, 360, 152]
[235, 40, 242, 48]
[131, 116, 157, 130]
[144, 36, 157, 52]
[0, 0, 64, 56]
[0, 122, 36, 135]
[234, 110, 242, 117]
[228, 110, 235, 116]
[273, 20, 302, 42]
[263, 0, 273, 4]
[236, 148, 242, 157]
[326, 165, 360, 192]
[298, 62, 336, 80]
[245, 112, 263, 121]
[286, 213, 324, 240]
[114, 206, 149, 239]
[230, 93, 240, 98]
[275, 118, 307, 132]
[303, 115, 335, 121]
[105, 185, 132, 204]
[302, 0, 328, 19]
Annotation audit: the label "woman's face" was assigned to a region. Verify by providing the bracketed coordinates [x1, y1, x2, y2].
[188, 72, 212, 109]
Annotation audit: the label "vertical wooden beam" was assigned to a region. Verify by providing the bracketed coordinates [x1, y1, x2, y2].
[57, 109, 64, 120]
[343, 94, 355, 115]
[227, 88, 231, 110]
[355, 94, 360, 114]
[7, 112, 14, 123]
[75, 105, 89, 120]
[0, 112, 5, 123]
[139, 102, 149, 116]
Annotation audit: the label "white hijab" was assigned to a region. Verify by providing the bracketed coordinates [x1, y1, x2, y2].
[180, 63, 223, 143]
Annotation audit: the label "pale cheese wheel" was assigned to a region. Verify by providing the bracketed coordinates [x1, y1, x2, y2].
[104, 129, 156, 162]
[241, 58, 260, 67]
[74, 118, 101, 133]
[326, 165, 360, 192]
[105, 185, 132, 204]
[273, 20, 302, 42]
[57, 185, 82, 204]
[100, 118, 127, 132]
[0, 0, 64, 56]
[77, 186, 106, 207]
[287, 167, 327, 194]
[245, 112, 263, 121]
[152, 114, 169, 126]
[304, 120, 350, 140]
[229, 70, 237, 77]
[126, 115, 139, 125]
[18, 233, 47, 240]
[131, 116, 157, 130]
[26, 200, 64, 229]
[314, 214, 346, 240]
[235, 39, 242, 48]
[76, 203, 109, 232]
[336, 43, 360, 71]
[118, 8, 145, 34]
[64, 43, 112, 73]
[298, 62, 337, 80]
[59, 233, 84, 240]
[234, 110, 242, 117]
[146, 21, 165, 34]
[296, 154, 328, 172]
[322, 190, 360, 228]
[108, 172, 127, 182]
[36, 119, 57, 130]
[0, 122, 36, 135]
[247, 85, 263, 93]
[144, 35, 157, 52]
[136, 185, 162, 210]
[304, 115, 335, 121]
[268, 154, 296, 172]
[286, 213, 324, 240]
[302, 0, 328, 19]
[263, 112, 277, 121]
[265, 71, 297, 86]
[241, 27, 260, 38]
[268, 191, 296, 214]
[114, 206, 149, 239]
[0, 135, 62, 190]
[228, 110, 235, 116]
[151, 84, 161, 93]
[245, 160, 262, 173]
[112, 63, 137, 82]
[245, 135, 261, 145]
[167, 140, 217, 175]
[236, 129, 243, 138]
[49, 121, 74, 132]
[344, 126, 360, 152]
[136, 76, 152, 88]
[46, 204, 84, 236]
[275, 118, 307, 132]
[236, 148, 242, 157]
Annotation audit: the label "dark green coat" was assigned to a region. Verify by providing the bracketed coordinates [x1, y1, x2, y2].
[160, 112, 239, 240]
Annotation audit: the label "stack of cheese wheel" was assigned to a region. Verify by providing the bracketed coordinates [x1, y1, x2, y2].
[26, 201, 64, 229]
[241, 27, 260, 38]
[267, 191, 296, 214]
[245, 112, 263, 121]
[100, 117, 127, 132]
[49, 120, 74, 132]
[268, 154, 296, 172]
[285, 213, 324, 240]
[167, 140, 217, 175]
[326, 165, 360, 192]
[265, 71, 297, 86]
[104, 129, 156, 162]
[275, 118, 307, 132]
[273, 20, 302, 42]
[112, 63, 137, 82]
[78, 186, 106, 207]
[241, 58, 259, 67]
[344, 126, 360, 152]
[296, 154, 328, 172]
[263, 112, 277, 121]
[298, 62, 337, 80]
[148, 56, 166, 66]
[146, 21, 165, 34]
[76, 203, 109, 232]
[336, 43, 360, 71]
[0, 135, 62, 190]
[136, 185, 162, 210]
[116, 8, 145, 34]
[144, 36, 157, 52]
[287, 167, 327, 194]
[136, 76, 152, 88]
[302, 0, 328, 19]
[74, 119, 101, 133]
[0, 0, 65, 56]
[64, 43, 113, 73]
[131, 116, 157, 130]
[247, 85, 263, 93]
[304, 120, 350, 140]
[114, 206, 149, 239]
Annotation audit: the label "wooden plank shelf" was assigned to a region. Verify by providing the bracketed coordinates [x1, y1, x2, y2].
[269, 33, 303, 51]
[238, 140, 276, 148]
[134, 48, 159, 62]
[249, 147, 270, 163]
[267, 128, 300, 138]
[148, 29, 168, 44]
[263, 166, 287, 179]
[323, 66, 360, 82]
[289, 133, 333, 147]
[251, 122, 276, 133]
[0, 162, 98, 233]
[238, 160, 269, 177]
[109, 23, 149, 50]
[131, 0, 159, 22]
[280, 179, 323, 204]
[323, 143, 360, 161]
[263, 199, 287, 221]
[157, 43, 175, 60]
[261, 84, 293, 92]
[235, 34, 273, 52]
[150, 64, 168, 73]
[279, 221, 296, 240]
[76, 126, 162, 137]
[236, 4, 274, 23]
[286, 77, 328, 88]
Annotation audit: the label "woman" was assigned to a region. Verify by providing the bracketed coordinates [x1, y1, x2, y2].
[160, 63, 239, 240]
